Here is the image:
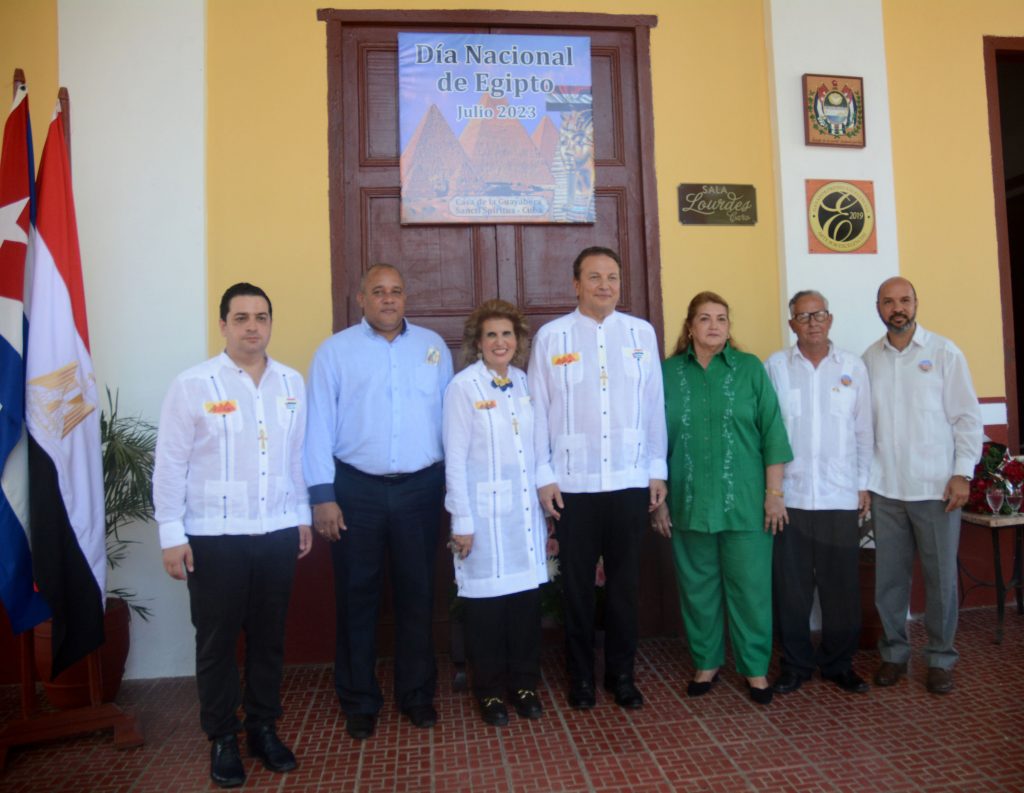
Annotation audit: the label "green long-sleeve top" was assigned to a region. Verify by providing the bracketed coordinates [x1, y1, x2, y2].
[663, 343, 793, 533]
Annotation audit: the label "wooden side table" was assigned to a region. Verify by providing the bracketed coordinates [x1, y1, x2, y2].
[959, 511, 1024, 642]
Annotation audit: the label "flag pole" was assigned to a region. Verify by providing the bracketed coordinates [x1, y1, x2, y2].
[0, 76, 142, 768]
[10, 65, 38, 727]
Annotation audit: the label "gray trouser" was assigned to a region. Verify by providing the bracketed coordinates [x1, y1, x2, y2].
[871, 493, 960, 669]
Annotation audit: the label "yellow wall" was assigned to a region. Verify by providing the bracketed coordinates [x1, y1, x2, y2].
[883, 0, 1024, 396]
[11, 2, 1018, 393]
[205, 0, 782, 368]
[0, 0, 57, 170]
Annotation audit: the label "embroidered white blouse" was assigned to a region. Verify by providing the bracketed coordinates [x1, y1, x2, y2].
[442, 361, 548, 599]
[153, 353, 311, 548]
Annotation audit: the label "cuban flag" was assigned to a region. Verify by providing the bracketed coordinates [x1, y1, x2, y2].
[0, 81, 50, 634]
[25, 103, 105, 678]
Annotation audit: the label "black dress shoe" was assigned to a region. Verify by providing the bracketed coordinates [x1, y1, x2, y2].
[604, 675, 644, 709]
[210, 734, 245, 788]
[246, 725, 297, 772]
[510, 689, 543, 719]
[772, 670, 808, 694]
[823, 669, 870, 694]
[345, 713, 377, 741]
[402, 703, 438, 728]
[480, 697, 509, 726]
[567, 680, 596, 710]
[747, 683, 773, 706]
[685, 672, 720, 698]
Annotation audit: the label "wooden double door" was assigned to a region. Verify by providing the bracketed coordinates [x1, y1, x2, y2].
[285, 10, 675, 665]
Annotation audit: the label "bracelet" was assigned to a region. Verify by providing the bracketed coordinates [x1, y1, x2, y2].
[765, 488, 784, 498]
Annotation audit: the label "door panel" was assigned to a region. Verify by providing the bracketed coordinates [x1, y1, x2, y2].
[311, 10, 673, 664]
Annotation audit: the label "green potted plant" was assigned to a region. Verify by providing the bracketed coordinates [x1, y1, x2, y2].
[35, 388, 156, 708]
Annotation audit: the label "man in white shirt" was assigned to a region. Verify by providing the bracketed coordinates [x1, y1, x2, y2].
[528, 246, 668, 710]
[154, 283, 312, 788]
[765, 291, 873, 696]
[863, 277, 982, 694]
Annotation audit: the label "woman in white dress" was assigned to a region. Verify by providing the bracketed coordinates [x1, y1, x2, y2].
[443, 299, 549, 726]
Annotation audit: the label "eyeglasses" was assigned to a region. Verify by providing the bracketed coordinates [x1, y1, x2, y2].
[792, 310, 830, 324]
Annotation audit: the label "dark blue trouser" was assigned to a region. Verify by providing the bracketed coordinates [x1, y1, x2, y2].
[330, 461, 444, 716]
[187, 527, 299, 737]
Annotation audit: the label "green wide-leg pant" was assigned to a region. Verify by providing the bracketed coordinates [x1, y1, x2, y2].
[671, 528, 773, 677]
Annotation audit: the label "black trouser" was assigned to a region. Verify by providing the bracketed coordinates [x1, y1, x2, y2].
[330, 461, 444, 715]
[772, 508, 861, 677]
[557, 488, 648, 685]
[463, 588, 542, 699]
[187, 528, 299, 738]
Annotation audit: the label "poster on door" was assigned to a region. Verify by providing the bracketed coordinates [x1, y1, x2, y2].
[398, 32, 594, 224]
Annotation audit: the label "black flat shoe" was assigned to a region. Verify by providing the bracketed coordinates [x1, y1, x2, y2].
[567, 680, 596, 710]
[345, 713, 377, 741]
[402, 703, 438, 729]
[604, 674, 644, 709]
[510, 689, 542, 719]
[246, 724, 297, 773]
[210, 734, 245, 788]
[747, 683, 773, 705]
[686, 672, 720, 697]
[480, 697, 509, 726]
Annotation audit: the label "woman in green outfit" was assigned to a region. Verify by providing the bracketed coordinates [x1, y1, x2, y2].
[651, 292, 792, 705]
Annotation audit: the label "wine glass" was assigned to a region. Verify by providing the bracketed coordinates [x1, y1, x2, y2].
[986, 484, 1005, 515]
[1007, 484, 1023, 515]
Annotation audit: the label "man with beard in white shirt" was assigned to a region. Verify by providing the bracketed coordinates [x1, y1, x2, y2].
[766, 290, 873, 696]
[528, 246, 668, 710]
[863, 277, 982, 694]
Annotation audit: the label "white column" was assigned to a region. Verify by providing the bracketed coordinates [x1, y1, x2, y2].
[59, 0, 206, 679]
[765, 0, 898, 354]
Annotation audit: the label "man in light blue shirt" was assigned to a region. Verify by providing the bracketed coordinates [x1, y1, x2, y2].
[304, 264, 453, 739]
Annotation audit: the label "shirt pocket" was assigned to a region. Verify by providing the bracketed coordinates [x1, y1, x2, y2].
[203, 480, 248, 520]
[827, 459, 855, 490]
[829, 387, 856, 419]
[553, 433, 588, 476]
[276, 395, 300, 430]
[416, 363, 441, 395]
[267, 475, 294, 515]
[551, 353, 584, 385]
[613, 427, 645, 469]
[910, 442, 951, 483]
[475, 479, 512, 519]
[620, 346, 650, 380]
[786, 389, 803, 419]
[919, 377, 944, 413]
[203, 404, 243, 435]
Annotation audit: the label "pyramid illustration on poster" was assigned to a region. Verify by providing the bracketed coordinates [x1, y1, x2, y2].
[400, 105, 482, 221]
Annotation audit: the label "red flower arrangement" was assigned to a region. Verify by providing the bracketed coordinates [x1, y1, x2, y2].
[966, 441, 1024, 514]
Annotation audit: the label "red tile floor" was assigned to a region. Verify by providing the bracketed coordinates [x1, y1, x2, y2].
[2, 607, 1023, 792]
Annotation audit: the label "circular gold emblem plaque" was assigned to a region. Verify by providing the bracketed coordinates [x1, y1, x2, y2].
[807, 181, 875, 253]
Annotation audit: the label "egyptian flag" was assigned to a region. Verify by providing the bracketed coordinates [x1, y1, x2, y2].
[25, 104, 105, 678]
[0, 81, 51, 633]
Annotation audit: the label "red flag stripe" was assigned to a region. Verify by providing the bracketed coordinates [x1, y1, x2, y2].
[34, 109, 89, 352]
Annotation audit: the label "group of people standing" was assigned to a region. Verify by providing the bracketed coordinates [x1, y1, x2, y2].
[152, 248, 983, 788]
